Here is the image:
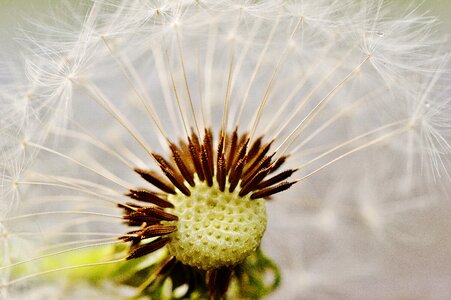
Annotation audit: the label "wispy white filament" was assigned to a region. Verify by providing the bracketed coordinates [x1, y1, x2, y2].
[1, 0, 450, 299]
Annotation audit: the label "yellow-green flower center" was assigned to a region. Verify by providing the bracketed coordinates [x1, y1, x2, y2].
[166, 177, 267, 270]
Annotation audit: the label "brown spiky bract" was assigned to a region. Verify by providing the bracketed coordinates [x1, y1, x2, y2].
[119, 128, 296, 298]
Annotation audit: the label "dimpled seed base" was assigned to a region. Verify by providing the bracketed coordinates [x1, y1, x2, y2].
[166, 178, 267, 270]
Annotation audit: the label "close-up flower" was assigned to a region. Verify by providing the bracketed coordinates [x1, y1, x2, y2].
[1, 0, 450, 299]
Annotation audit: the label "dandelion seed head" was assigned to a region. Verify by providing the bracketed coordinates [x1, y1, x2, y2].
[166, 177, 267, 270]
[1, 0, 451, 298]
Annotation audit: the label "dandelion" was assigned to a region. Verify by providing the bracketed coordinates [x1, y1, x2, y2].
[1, 0, 450, 299]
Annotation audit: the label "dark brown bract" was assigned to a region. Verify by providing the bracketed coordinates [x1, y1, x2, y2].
[119, 128, 296, 299]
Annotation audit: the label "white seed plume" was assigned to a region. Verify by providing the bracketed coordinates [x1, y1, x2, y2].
[1, 0, 450, 299]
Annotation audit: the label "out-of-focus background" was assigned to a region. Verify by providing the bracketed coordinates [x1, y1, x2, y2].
[1, 0, 451, 29]
[1, 0, 450, 63]
[0, 1, 450, 61]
